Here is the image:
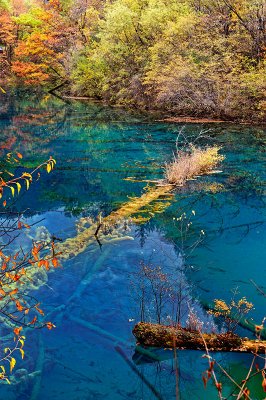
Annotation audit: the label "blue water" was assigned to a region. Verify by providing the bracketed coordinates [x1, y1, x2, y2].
[0, 93, 265, 399]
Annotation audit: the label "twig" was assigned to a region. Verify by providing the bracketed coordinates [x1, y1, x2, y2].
[250, 279, 266, 298]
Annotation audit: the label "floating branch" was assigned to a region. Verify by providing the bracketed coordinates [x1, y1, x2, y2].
[133, 322, 266, 353]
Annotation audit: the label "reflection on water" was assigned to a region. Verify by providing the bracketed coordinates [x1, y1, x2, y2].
[0, 93, 265, 399]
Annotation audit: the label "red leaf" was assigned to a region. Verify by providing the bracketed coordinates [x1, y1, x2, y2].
[14, 326, 22, 336]
[46, 322, 56, 330]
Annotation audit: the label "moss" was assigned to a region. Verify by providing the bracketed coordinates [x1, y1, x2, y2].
[133, 322, 266, 353]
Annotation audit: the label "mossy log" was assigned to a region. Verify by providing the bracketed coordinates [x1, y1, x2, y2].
[55, 185, 173, 259]
[133, 322, 266, 353]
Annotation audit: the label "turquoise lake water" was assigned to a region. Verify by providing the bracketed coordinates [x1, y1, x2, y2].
[0, 93, 265, 399]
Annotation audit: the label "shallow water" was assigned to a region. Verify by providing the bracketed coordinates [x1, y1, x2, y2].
[0, 93, 265, 399]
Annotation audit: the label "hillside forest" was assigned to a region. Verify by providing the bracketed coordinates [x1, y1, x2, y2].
[0, 0, 265, 122]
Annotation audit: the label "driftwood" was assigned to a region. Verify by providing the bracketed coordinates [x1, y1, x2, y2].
[133, 322, 266, 353]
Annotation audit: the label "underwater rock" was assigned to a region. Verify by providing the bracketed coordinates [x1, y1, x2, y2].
[27, 226, 51, 247]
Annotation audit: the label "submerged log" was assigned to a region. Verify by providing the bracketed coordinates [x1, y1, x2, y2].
[133, 322, 266, 353]
[55, 185, 173, 259]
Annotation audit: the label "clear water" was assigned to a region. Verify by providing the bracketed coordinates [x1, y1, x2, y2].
[0, 93, 265, 399]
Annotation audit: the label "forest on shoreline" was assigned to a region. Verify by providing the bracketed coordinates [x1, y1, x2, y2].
[0, 0, 265, 122]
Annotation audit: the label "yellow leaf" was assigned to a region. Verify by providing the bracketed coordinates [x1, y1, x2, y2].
[22, 173, 32, 179]
[49, 157, 56, 164]
[8, 186, 15, 197]
[10, 357, 16, 373]
[25, 179, 30, 190]
[5, 171, 14, 177]
[46, 163, 51, 173]
[4, 348, 10, 354]
[19, 349, 24, 359]
[15, 182, 21, 194]
[0, 86, 6, 94]
[0, 365, 5, 373]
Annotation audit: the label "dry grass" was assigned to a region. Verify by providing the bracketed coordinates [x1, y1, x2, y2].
[164, 146, 224, 186]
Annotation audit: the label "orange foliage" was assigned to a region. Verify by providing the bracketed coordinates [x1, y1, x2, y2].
[11, 3, 72, 84]
[0, 152, 58, 378]
[0, 11, 16, 46]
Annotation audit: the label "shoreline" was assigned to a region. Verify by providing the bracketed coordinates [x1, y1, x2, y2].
[1, 87, 265, 126]
[61, 95, 266, 126]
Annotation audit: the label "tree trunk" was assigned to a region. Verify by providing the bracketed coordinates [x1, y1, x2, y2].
[133, 322, 266, 353]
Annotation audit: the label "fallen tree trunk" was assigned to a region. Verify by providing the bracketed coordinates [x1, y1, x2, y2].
[55, 184, 173, 259]
[133, 322, 266, 353]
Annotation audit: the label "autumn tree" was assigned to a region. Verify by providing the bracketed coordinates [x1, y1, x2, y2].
[11, 0, 73, 85]
[0, 0, 16, 73]
[1, 0, 265, 121]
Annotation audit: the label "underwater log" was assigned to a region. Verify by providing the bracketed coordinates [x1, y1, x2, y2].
[133, 322, 266, 353]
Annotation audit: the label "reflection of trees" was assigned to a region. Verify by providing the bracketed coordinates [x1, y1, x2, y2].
[0, 93, 157, 215]
[0, 93, 69, 155]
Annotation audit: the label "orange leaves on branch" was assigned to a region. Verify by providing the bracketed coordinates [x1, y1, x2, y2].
[202, 359, 215, 390]
[52, 257, 59, 267]
[15, 300, 24, 312]
[202, 375, 208, 388]
[35, 304, 44, 316]
[8, 289, 18, 297]
[215, 382, 222, 393]
[30, 316, 37, 325]
[38, 259, 50, 271]
[243, 387, 250, 400]
[262, 371, 266, 392]
[0, 155, 59, 379]
[46, 322, 56, 330]
[13, 326, 22, 337]
[31, 244, 42, 261]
